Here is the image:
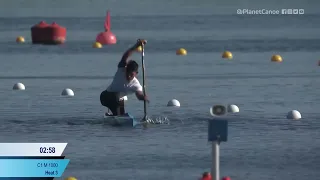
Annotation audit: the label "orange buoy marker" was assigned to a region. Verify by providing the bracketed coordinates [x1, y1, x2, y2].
[16, 36, 25, 43]
[95, 11, 117, 45]
[271, 54, 282, 62]
[65, 177, 77, 180]
[222, 51, 233, 59]
[176, 48, 187, 56]
[93, 42, 102, 48]
[136, 46, 142, 52]
[200, 172, 212, 180]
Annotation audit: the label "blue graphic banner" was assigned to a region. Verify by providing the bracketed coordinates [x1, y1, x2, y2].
[0, 159, 69, 177]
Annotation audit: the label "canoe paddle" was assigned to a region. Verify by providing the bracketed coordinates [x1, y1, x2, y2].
[139, 39, 148, 127]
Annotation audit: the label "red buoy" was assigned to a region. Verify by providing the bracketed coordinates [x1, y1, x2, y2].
[47, 22, 67, 44]
[200, 172, 212, 180]
[222, 176, 231, 180]
[30, 21, 66, 45]
[95, 11, 117, 45]
[31, 21, 50, 44]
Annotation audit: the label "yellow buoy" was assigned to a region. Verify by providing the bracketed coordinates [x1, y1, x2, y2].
[16, 36, 25, 43]
[136, 46, 142, 52]
[176, 48, 187, 56]
[271, 55, 282, 62]
[93, 42, 102, 48]
[222, 51, 232, 59]
[65, 177, 77, 180]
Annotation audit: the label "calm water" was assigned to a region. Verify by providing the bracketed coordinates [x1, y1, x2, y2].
[0, 1, 320, 180]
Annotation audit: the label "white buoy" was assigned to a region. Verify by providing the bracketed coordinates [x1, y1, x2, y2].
[287, 110, 301, 120]
[61, 88, 74, 97]
[227, 104, 239, 113]
[13, 82, 25, 90]
[167, 99, 180, 107]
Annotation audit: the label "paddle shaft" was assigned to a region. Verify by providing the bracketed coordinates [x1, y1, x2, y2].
[141, 43, 147, 119]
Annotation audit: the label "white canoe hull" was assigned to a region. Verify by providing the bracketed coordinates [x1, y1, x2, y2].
[103, 113, 139, 127]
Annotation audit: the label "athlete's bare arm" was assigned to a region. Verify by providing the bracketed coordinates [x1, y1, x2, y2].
[118, 39, 147, 68]
[118, 43, 138, 68]
[135, 91, 149, 103]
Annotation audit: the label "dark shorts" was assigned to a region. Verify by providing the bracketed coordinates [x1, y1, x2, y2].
[100, 90, 125, 116]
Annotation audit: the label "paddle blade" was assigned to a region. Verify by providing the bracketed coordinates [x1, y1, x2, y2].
[141, 116, 149, 128]
[142, 121, 149, 128]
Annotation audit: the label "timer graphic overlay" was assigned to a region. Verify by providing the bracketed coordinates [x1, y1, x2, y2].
[0, 143, 69, 180]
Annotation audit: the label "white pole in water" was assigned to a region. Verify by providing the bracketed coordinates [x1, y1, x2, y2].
[208, 105, 228, 180]
[211, 141, 220, 180]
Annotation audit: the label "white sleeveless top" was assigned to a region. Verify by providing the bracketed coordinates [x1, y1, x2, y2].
[107, 68, 143, 99]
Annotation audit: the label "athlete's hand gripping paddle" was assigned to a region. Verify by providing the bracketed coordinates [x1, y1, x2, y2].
[138, 39, 148, 125]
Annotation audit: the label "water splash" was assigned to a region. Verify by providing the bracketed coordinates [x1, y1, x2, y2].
[145, 115, 170, 125]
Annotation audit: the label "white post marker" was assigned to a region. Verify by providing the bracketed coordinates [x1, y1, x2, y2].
[208, 105, 228, 180]
[211, 140, 220, 180]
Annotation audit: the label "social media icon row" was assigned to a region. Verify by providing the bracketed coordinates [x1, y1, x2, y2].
[281, 9, 304, 14]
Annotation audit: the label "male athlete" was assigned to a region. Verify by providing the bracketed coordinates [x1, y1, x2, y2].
[100, 39, 149, 116]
